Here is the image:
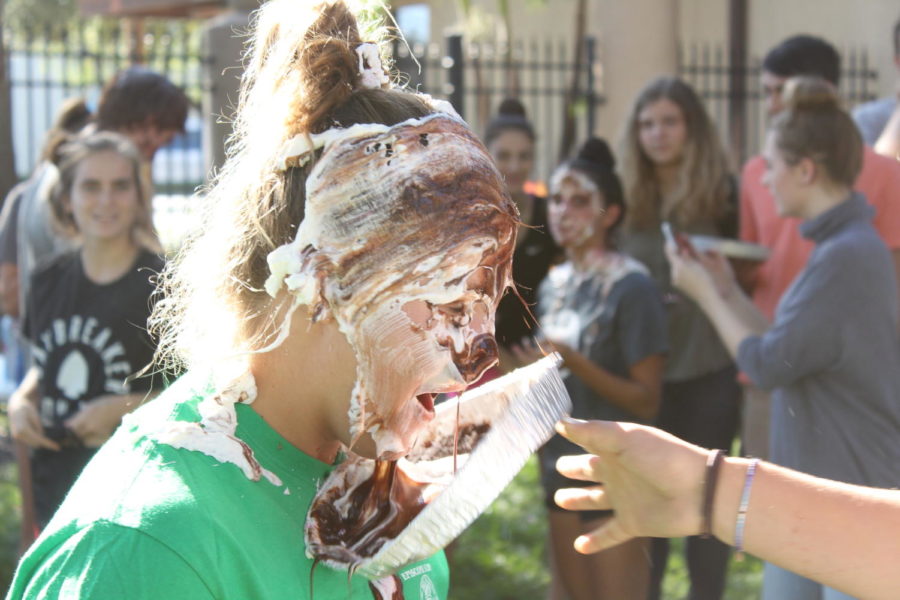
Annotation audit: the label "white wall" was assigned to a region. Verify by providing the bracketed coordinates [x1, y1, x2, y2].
[745, 0, 898, 97]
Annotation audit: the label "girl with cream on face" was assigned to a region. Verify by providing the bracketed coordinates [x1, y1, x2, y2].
[6, 2, 517, 599]
[514, 138, 666, 600]
[619, 76, 740, 600]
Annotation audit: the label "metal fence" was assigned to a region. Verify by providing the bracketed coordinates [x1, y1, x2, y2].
[6, 23, 598, 195]
[392, 34, 602, 185]
[8, 24, 881, 193]
[679, 43, 879, 165]
[5, 18, 211, 195]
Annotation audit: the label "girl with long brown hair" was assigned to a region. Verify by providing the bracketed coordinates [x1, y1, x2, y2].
[618, 76, 740, 600]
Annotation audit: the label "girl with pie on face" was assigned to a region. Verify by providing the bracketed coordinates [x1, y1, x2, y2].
[6, 2, 518, 599]
[514, 138, 666, 600]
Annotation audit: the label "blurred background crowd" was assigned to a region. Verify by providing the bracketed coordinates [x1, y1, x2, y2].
[0, 1, 899, 598]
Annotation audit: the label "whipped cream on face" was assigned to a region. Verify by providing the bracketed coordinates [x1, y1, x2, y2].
[146, 371, 283, 487]
[549, 167, 603, 248]
[266, 113, 517, 460]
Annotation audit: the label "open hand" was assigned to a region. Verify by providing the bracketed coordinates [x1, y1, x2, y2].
[553, 418, 709, 554]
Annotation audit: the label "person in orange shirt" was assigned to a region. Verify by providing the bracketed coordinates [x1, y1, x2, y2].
[739, 34, 900, 460]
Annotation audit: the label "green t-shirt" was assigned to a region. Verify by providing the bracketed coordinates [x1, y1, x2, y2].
[7, 373, 449, 599]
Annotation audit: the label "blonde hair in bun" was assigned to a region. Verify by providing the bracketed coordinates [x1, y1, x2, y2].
[150, 0, 437, 374]
[772, 75, 862, 188]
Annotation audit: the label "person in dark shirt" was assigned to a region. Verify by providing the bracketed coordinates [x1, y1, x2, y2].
[7, 131, 163, 529]
[618, 76, 740, 600]
[485, 99, 561, 374]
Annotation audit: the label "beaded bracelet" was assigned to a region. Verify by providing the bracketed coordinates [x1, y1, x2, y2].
[700, 449, 726, 539]
[734, 458, 760, 561]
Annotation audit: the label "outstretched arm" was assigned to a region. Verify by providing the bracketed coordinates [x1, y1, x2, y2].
[553, 418, 900, 600]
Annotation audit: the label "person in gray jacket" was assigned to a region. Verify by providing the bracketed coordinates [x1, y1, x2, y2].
[668, 76, 900, 600]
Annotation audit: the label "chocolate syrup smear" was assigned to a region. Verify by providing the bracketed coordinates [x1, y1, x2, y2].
[309, 460, 429, 562]
[306, 419, 493, 599]
[308, 461, 428, 600]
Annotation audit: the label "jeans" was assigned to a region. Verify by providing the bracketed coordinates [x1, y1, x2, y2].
[763, 562, 858, 600]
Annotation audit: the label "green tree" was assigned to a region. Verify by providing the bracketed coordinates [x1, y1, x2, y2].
[5, 0, 78, 33]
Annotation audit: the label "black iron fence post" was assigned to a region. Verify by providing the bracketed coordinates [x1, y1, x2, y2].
[728, 0, 747, 167]
[585, 35, 596, 136]
[445, 33, 464, 119]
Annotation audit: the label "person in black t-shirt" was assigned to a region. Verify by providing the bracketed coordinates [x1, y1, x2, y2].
[484, 99, 561, 374]
[8, 132, 164, 528]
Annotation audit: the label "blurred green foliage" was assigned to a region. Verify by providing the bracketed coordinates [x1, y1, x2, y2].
[450, 455, 763, 600]
[0, 459, 20, 594]
[4, 0, 78, 32]
[449, 455, 550, 599]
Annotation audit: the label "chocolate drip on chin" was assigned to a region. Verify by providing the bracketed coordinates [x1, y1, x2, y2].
[453, 399, 460, 473]
[309, 558, 320, 600]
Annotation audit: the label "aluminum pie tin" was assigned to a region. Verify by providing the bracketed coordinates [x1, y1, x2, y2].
[354, 353, 571, 579]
